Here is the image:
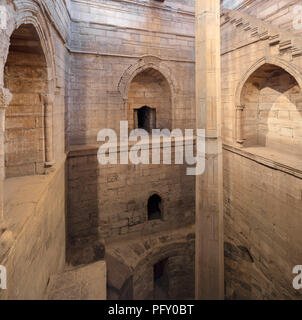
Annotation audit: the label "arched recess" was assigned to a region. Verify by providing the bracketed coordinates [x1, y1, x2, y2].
[132, 241, 195, 300]
[234, 57, 302, 157]
[3, 6, 56, 178]
[118, 56, 177, 131]
[3, 1, 56, 96]
[106, 240, 195, 300]
[235, 57, 302, 107]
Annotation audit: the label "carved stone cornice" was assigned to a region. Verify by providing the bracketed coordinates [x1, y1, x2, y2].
[221, 8, 302, 59]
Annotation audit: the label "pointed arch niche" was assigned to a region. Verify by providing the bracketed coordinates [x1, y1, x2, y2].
[4, 23, 54, 178]
[235, 59, 302, 165]
[127, 67, 172, 132]
[118, 56, 177, 133]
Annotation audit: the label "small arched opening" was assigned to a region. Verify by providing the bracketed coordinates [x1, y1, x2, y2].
[147, 194, 162, 221]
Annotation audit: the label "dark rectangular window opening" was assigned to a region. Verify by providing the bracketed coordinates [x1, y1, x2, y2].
[134, 106, 156, 133]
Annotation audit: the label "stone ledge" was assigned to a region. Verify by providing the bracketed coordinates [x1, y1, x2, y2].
[68, 135, 197, 158]
[223, 144, 302, 179]
[3, 158, 66, 238]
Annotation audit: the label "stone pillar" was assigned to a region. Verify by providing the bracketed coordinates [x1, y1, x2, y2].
[41, 94, 55, 166]
[236, 104, 245, 145]
[195, 0, 224, 300]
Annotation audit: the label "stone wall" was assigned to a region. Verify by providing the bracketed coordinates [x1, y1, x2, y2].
[3, 0, 302, 301]
[221, 8, 302, 299]
[67, 0, 195, 145]
[106, 226, 195, 300]
[0, 161, 66, 299]
[67, 142, 195, 264]
[224, 149, 302, 299]
[0, 0, 69, 300]
[1, 0, 195, 300]
[66, 0, 196, 300]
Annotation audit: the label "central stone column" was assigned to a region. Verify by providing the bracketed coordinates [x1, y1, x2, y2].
[195, 0, 224, 300]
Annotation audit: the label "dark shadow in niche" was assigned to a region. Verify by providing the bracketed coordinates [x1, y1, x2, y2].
[107, 276, 133, 300]
[135, 106, 156, 133]
[153, 258, 170, 300]
[66, 150, 104, 266]
[147, 194, 162, 220]
[4, 24, 48, 178]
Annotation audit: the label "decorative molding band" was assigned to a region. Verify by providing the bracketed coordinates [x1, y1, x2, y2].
[70, 17, 194, 39]
[71, 0, 195, 17]
[66, 46, 194, 63]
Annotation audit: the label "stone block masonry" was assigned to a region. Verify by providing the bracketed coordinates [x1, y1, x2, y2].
[1, 0, 302, 301]
[224, 149, 302, 299]
[67, 143, 195, 253]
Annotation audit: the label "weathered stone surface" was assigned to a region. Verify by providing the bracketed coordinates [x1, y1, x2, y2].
[47, 261, 106, 300]
[106, 226, 195, 300]
[0, 0, 302, 301]
[221, 3, 302, 300]
[0, 161, 66, 300]
[67, 145, 195, 245]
